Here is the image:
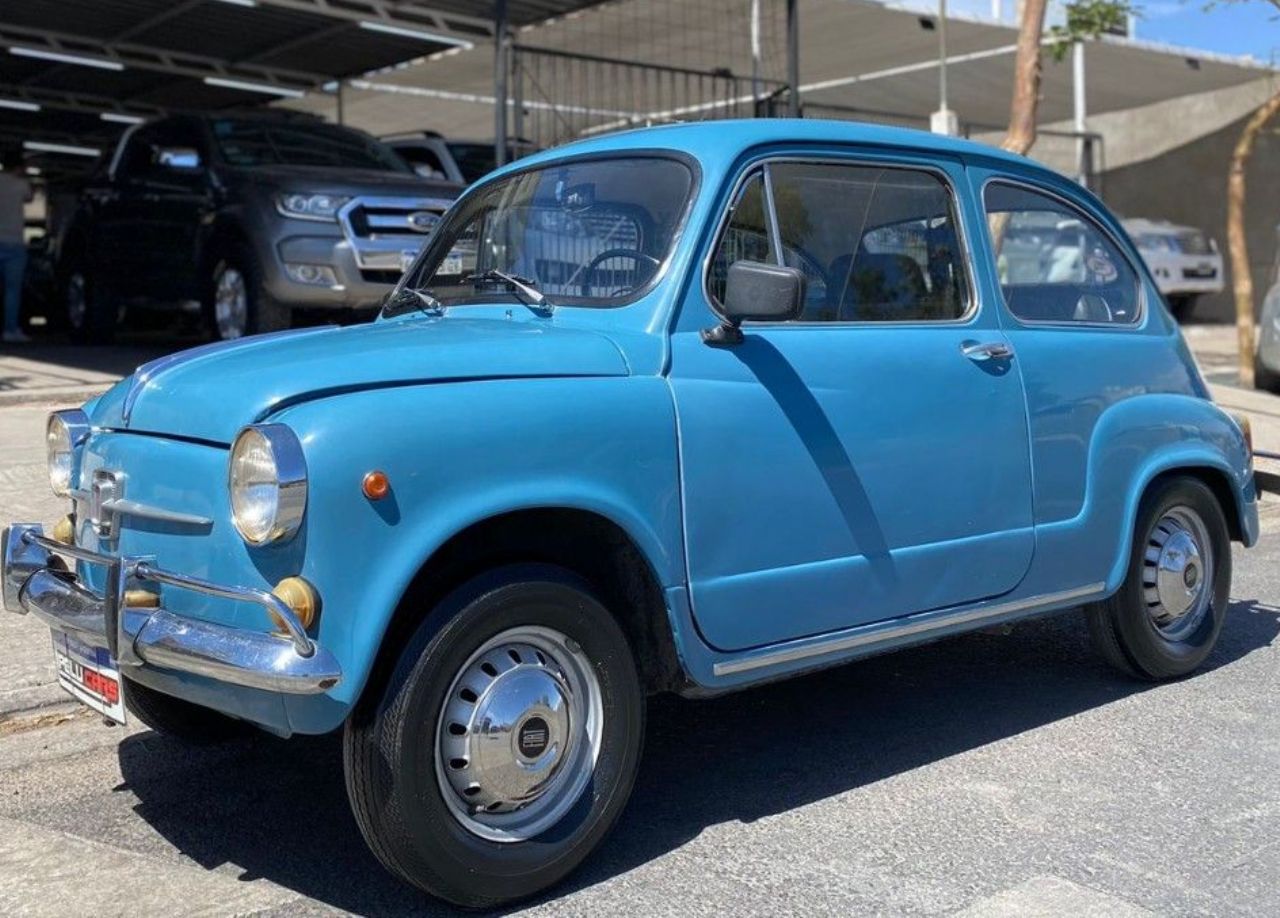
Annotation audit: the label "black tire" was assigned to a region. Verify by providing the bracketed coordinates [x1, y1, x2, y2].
[1166, 294, 1195, 321]
[203, 240, 291, 341]
[1255, 351, 1280, 394]
[1087, 476, 1231, 680]
[344, 565, 644, 909]
[122, 675, 249, 743]
[60, 256, 116, 345]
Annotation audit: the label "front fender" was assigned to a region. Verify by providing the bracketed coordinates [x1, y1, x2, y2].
[269, 375, 683, 732]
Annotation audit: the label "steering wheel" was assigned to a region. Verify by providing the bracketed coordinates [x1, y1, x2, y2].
[580, 249, 661, 297]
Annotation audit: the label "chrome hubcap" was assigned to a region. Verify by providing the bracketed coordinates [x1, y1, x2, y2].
[1144, 506, 1213, 641]
[66, 273, 86, 330]
[435, 626, 602, 843]
[214, 266, 248, 340]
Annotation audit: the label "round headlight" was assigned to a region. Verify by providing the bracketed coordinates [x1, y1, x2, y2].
[229, 424, 307, 545]
[46, 409, 89, 498]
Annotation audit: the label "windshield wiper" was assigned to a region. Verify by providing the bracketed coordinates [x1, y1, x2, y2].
[383, 285, 445, 317]
[467, 269, 550, 310]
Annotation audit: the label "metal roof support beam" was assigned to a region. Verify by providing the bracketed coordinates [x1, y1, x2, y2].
[786, 0, 799, 117]
[249, 0, 494, 42]
[494, 0, 509, 166]
[0, 23, 324, 93]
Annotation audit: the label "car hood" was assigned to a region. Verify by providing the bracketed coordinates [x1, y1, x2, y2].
[91, 317, 628, 444]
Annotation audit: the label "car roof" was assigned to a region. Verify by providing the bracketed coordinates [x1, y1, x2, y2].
[487, 118, 1041, 180]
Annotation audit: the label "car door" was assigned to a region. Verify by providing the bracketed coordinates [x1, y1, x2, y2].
[669, 153, 1035, 652]
[133, 118, 212, 298]
[91, 124, 158, 294]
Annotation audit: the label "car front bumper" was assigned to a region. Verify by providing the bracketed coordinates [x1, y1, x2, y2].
[2, 523, 341, 696]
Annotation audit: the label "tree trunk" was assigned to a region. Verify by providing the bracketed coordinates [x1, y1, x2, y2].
[1228, 88, 1280, 389]
[1002, 0, 1049, 155]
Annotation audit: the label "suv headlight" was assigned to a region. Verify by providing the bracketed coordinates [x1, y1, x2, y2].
[276, 192, 350, 222]
[229, 424, 307, 545]
[46, 409, 90, 498]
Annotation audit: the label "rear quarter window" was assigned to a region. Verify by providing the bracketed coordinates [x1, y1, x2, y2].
[984, 181, 1141, 326]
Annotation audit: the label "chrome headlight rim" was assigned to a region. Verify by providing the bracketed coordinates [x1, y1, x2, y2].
[228, 423, 308, 546]
[46, 409, 90, 498]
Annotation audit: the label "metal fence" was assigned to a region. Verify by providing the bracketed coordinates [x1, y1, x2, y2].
[508, 44, 790, 151]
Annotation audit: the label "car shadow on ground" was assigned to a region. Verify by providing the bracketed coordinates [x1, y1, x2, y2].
[116, 600, 1280, 916]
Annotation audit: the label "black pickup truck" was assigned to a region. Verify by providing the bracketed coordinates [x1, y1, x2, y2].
[57, 113, 460, 342]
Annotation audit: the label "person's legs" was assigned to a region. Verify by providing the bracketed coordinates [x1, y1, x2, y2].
[0, 242, 27, 335]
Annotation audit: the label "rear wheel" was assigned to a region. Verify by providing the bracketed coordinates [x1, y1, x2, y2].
[344, 565, 644, 908]
[1087, 476, 1231, 680]
[122, 675, 249, 744]
[204, 241, 290, 341]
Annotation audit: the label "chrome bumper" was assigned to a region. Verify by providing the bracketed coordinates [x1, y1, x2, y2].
[1, 524, 341, 695]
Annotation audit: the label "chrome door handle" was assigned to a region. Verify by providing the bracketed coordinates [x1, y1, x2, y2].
[961, 341, 1014, 362]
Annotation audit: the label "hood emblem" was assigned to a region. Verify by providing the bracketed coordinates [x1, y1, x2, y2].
[88, 469, 123, 540]
[407, 211, 441, 234]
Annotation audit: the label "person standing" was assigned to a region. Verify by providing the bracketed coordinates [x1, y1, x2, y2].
[0, 148, 33, 344]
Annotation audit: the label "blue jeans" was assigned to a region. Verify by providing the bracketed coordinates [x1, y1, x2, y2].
[0, 241, 26, 334]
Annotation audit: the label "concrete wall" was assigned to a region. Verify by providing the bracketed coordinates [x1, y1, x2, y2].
[1100, 106, 1279, 322]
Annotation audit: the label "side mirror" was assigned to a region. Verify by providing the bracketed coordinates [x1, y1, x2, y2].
[703, 259, 806, 346]
[156, 146, 201, 171]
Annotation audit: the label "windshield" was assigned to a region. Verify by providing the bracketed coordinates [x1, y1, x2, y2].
[397, 156, 694, 309]
[213, 119, 409, 172]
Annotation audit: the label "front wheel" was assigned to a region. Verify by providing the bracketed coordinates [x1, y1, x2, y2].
[344, 566, 644, 908]
[1166, 294, 1196, 321]
[204, 242, 291, 341]
[1087, 476, 1231, 680]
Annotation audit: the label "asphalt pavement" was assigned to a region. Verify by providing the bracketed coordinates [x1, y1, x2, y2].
[1, 325, 1280, 916]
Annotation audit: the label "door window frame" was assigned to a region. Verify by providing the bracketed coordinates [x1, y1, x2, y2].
[980, 176, 1148, 330]
[700, 153, 981, 328]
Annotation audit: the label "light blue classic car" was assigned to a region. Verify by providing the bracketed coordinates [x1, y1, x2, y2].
[1, 120, 1259, 907]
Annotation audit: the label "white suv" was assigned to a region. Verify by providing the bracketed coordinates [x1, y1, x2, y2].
[1123, 218, 1223, 320]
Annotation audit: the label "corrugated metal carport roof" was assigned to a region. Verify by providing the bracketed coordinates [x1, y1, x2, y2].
[0, 0, 613, 174]
[283, 0, 1276, 145]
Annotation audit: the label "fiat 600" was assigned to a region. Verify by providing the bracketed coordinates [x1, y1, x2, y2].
[2, 121, 1258, 907]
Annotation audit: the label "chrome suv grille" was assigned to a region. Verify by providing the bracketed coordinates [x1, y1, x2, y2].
[338, 195, 454, 276]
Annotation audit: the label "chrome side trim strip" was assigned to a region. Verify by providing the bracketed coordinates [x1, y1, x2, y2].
[711, 583, 1107, 677]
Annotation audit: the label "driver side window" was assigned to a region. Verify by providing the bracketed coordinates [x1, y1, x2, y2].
[708, 161, 970, 323]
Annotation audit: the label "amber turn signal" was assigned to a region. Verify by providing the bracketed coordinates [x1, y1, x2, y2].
[271, 576, 318, 631]
[52, 514, 75, 545]
[362, 470, 390, 501]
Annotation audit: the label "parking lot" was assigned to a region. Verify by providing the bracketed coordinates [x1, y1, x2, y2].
[2, 329, 1280, 917]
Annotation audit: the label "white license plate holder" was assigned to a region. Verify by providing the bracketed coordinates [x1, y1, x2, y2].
[51, 631, 126, 724]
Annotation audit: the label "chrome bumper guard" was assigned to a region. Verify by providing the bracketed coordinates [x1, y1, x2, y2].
[1, 524, 340, 695]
